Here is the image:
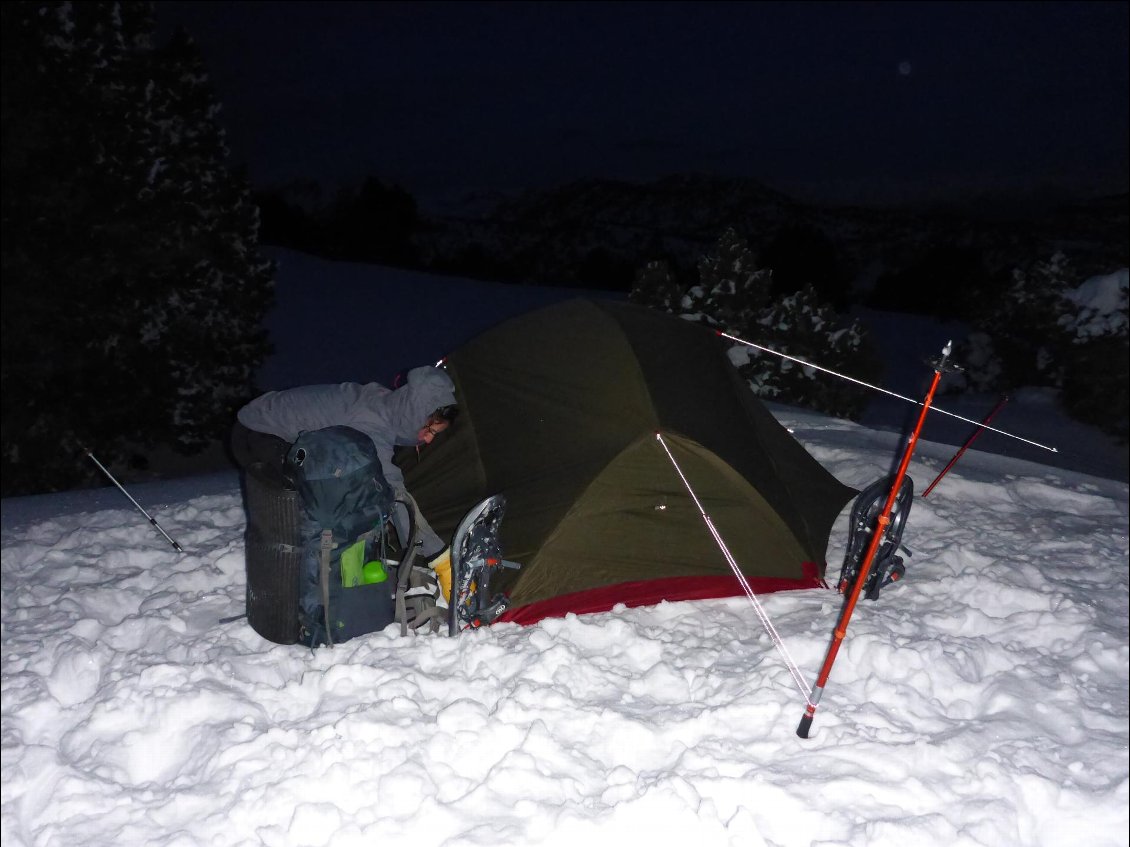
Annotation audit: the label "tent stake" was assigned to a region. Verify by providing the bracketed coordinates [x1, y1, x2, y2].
[797, 342, 955, 738]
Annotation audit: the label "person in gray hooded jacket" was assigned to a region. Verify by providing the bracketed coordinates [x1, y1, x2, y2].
[231, 365, 457, 561]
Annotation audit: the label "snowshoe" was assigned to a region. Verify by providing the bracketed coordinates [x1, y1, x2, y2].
[837, 474, 914, 601]
[448, 494, 523, 635]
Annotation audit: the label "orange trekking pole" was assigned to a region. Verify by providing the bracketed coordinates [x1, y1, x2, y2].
[797, 342, 958, 738]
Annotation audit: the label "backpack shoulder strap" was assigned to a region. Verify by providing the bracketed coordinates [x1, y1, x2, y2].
[392, 493, 445, 636]
[393, 494, 420, 636]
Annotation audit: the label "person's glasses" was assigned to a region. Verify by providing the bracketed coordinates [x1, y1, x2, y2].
[418, 423, 446, 443]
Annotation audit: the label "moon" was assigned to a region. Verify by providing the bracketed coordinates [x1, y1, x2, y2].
[898, 61, 912, 76]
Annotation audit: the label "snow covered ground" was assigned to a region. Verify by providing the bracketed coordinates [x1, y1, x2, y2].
[2, 404, 1127, 847]
[2, 252, 1127, 846]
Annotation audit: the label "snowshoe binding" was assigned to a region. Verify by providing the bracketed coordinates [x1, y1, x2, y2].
[837, 474, 914, 601]
[448, 494, 523, 635]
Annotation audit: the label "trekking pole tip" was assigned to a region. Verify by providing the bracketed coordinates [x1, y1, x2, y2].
[796, 714, 814, 738]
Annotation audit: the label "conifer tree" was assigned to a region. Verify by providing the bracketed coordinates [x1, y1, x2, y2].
[960, 255, 1128, 442]
[632, 228, 880, 421]
[691, 227, 772, 334]
[629, 259, 683, 313]
[740, 285, 881, 419]
[1, 2, 275, 496]
[959, 252, 1074, 392]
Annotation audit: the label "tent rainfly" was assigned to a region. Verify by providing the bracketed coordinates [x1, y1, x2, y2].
[398, 298, 857, 625]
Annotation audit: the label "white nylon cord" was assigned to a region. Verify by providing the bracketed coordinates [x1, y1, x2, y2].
[655, 434, 814, 703]
[718, 331, 1056, 453]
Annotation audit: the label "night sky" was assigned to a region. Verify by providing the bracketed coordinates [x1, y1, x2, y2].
[153, 0, 1129, 209]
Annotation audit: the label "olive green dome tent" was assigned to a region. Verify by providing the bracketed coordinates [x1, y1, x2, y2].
[399, 298, 856, 624]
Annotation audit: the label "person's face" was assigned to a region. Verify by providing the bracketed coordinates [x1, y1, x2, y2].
[417, 419, 449, 445]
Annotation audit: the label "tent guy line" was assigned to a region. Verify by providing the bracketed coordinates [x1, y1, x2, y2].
[656, 431, 813, 704]
[717, 331, 1058, 453]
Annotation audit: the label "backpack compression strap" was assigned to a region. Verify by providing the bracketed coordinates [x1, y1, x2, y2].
[319, 529, 334, 647]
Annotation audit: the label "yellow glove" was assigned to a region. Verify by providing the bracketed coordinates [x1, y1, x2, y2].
[430, 547, 452, 603]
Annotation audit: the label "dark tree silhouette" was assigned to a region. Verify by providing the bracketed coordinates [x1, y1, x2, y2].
[761, 223, 852, 312]
[868, 244, 1003, 320]
[1, 1, 275, 496]
[324, 177, 420, 265]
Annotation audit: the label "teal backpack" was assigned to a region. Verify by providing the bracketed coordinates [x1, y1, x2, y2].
[286, 426, 443, 646]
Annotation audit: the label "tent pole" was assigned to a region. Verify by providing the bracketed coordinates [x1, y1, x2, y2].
[797, 343, 954, 738]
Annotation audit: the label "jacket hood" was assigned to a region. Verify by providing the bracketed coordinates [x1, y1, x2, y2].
[386, 366, 456, 445]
